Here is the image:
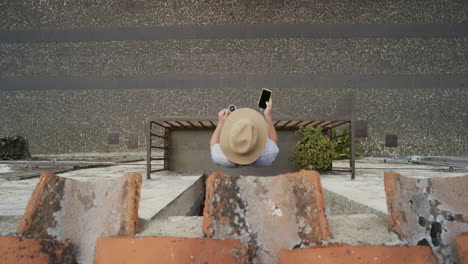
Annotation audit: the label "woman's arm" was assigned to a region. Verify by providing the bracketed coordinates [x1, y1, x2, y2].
[264, 99, 278, 144]
[210, 109, 229, 149]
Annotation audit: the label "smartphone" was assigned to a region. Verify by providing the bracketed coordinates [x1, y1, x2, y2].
[258, 88, 272, 109]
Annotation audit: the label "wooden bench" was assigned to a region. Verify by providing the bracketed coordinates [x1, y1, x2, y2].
[146, 117, 356, 180]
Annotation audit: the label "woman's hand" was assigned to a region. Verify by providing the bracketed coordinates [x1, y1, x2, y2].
[264, 98, 273, 121]
[218, 109, 229, 124]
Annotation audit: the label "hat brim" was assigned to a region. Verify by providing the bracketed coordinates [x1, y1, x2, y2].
[220, 108, 267, 165]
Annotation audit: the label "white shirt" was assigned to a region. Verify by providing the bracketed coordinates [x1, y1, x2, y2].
[211, 138, 279, 168]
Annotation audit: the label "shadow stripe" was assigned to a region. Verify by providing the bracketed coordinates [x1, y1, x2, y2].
[0, 24, 467, 43]
[0, 74, 466, 91]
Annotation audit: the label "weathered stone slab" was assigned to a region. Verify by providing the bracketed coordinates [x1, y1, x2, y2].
[203, 170, 331, 264]
[0, 236, 75, 264]
[277, 244, 438, 263]
[457, 232, 468, 264]
[17, 171, 142, 264]
[95, 236, 248, 264]
[384, 172, 468, 264]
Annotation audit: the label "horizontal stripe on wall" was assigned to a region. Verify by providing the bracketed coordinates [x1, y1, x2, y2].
[0, 74, 466, 91]
[0, 24, 467, 43]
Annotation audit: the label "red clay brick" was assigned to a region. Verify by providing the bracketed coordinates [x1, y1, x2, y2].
[17, 172, 57, 237]
[384, 172, 468, 264]
[17, 171, 142, 264]
[277, 244, 439, 264]
[457, 232, 468, 264]
[0, 236, 75, 264]
[203, 170, 331, 263]
[95, 236, 248, 264]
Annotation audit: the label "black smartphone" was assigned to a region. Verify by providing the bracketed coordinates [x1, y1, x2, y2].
[258, 88, 272, 109]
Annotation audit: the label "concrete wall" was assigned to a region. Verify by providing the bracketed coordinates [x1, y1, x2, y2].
[0, 0, 467, 157]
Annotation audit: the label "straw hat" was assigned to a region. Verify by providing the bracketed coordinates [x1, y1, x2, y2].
[220, 108, 267, 165]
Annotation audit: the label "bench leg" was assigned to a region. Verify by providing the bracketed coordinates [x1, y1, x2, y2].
[350, 120, 356, 180]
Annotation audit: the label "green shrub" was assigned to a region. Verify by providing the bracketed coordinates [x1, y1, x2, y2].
[0, 136, 29, 160]
[289, 126, 337, 171]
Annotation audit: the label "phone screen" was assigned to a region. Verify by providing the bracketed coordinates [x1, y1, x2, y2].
[258, 89, 272, 109]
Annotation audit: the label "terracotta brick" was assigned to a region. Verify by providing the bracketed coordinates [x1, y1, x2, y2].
[17, 171, 142, 264]
[203, 170, 331, 264]
[0, 236, 75, 264]
[457, 232, 468, 264]
[95, 236, 248, 264]
[277, 244, 438, 264]
[384, 172, 468, 264]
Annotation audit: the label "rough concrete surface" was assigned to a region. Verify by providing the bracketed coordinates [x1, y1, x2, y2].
[17, 172, 142, 264]
[203, 170, 331, 264]
[326, 214, 402, 246]
[95, 236, 248, 264]
[0, 216, 21, 236]
[1, 0, 467, 30]
[2, 39, 468, 77]
[277, 244, 438, 264]
[384, 172, 468, 264]
[0, 236, 75, 264]
[138, 216, 204, 238]
[323, 189, 386, 217]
